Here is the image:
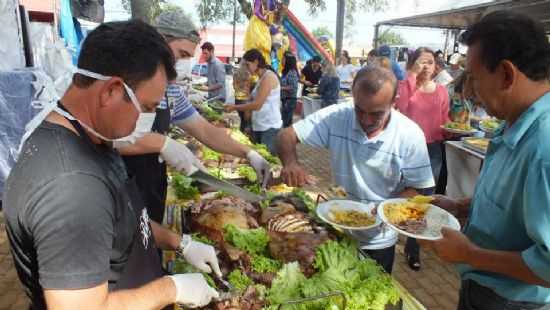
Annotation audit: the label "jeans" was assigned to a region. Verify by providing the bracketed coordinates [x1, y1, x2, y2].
[458, 280, 549, 310]
[281, 98, 297, 128]
[252, 128, 280, 155]
[427, 142, 444, 184]
[235, 99, 250, 132]
[361, 245, 396, 274]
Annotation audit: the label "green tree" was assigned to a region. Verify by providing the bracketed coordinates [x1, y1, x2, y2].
[378, 29, 407, 46]
[123, 0, 183, 22]
[312, 26, 333, 39]
[195, 0, 388, 27]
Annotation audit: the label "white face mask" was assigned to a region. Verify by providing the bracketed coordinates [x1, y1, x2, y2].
[52, 68, 156, 143]
[175, 58, 193, 79]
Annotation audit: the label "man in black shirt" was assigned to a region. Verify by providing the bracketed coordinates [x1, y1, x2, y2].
[4, 20, 219, 309]
[301, 55, 323, 96]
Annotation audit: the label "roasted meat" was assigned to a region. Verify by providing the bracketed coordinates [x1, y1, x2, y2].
[268, 231, 329, 274]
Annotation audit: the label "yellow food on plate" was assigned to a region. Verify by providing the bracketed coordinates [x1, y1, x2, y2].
[384, 201, 430, 225]
[464, 138, 490, 150]
[409, 195, 434, 204]
[444, 122, 473, 131]
[269, 183, 294, 194]
[329, 207, 376, 227]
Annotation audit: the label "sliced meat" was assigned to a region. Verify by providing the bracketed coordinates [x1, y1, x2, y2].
[260, 202, 296, 224]
[268, 231, 329, 273]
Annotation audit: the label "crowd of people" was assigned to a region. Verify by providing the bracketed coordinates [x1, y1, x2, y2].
[2, 6, 550, 310]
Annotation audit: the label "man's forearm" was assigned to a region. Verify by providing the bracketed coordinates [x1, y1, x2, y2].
[106, 277, 175, 309]
[278, 128, 300, 165]
[467, 248, 550, 288]
[180, 118, 250, 158]
[208, 83, 222, 92]
[116, 133, 166, 156]
[398, 188, 419, 198]
[151, 221, 180, 251]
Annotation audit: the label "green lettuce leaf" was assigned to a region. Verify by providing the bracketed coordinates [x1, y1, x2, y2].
[228, 269, 253, 292]
[251, 254, 282, 273]
[223, 224, 269, 255]
[267, 262, 306, 305]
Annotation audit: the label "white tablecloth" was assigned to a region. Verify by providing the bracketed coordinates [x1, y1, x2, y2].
[301, 96, 352, 117]
[445, 141, 485, 199]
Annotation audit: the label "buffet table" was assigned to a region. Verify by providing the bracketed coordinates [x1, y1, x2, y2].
[301, 95, 353, 117]
[444, 140, 485, 199]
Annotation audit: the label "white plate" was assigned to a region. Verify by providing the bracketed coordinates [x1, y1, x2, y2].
[441, 125, 478, 135]
[316, 200, 381, 231]
[378, 198, 461, 240]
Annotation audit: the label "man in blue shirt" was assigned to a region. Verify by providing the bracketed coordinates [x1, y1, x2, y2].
[421, 11, 550, 309]
[278, 66, 434, 273]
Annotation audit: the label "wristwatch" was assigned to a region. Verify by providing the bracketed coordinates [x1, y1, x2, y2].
[177, 234, 192, 257]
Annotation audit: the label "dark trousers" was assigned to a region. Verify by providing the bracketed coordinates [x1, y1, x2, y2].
[235, 99, 250, 132]
[362, 245, 396, 274]
[458, 280, 549, 310]
[252, 128, 280, 155]
[281, 98, 297, 128]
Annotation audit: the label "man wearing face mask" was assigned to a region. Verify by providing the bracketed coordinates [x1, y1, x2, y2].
[277, 66, 435, 273]
[117, 11, 271, 226]
[4, 20, 218, 309]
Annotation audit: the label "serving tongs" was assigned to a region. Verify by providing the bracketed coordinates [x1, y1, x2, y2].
[213, 273, 238, 301]
[276, 291, 347, 309]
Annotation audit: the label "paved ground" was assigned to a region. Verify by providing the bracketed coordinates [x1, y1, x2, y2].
[297, 144, 461, 310]
[0, 144, 460, 310]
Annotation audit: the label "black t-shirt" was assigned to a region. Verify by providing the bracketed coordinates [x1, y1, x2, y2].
[4, 122, 136, 309]
[301, 64, 323, 95]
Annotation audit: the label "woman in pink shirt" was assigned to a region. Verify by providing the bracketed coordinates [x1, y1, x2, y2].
[396, 47, 450, 271]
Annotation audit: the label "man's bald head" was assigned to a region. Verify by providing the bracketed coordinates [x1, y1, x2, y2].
[352, 66, 398, 101]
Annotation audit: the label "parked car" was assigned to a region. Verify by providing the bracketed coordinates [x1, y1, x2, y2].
[192, 64, 208, 77]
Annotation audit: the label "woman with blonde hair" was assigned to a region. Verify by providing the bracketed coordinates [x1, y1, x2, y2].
[318, 61, 340, 108]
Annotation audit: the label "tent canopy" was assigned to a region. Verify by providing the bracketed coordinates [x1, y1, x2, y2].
[376, 0, 550, 32]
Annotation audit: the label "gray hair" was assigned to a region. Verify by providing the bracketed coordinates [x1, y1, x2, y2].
[352, 66, 398, 100]
[154, 10, 201, 44]
[323, 62, 337, 77]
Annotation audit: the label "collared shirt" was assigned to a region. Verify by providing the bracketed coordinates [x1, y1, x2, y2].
[207, 57, 227, 101]
[457, 92, 550, 304]
[293, 102, 434, 249]
[158, 84, 198, 125]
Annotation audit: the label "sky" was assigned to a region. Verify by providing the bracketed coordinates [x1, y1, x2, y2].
[104, 0, 493, 51]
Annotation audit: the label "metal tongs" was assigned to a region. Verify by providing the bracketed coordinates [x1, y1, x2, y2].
[213, 273, 237, 301]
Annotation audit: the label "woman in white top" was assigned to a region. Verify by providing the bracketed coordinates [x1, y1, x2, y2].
[225, 49, 282, 154]
[337, 51, 357, 91]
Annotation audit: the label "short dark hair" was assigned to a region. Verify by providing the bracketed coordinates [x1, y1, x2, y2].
[460, 10, 550, 81]
[201, 42, 215, 52]
[435, 57, 446, 69]
[243, 49, 268, 68]
[311, 55, 322, 63]
[74, 20, 176, 90]
[407, 47, 435, 70]
[353, 66, 398, 100]
[368, 49, 378, 57]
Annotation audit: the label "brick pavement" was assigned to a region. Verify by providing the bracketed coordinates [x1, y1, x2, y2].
[297, 144, 461, 310]
[0, 144, 460, 310]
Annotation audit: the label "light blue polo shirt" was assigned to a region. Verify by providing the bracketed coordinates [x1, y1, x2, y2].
[458, 92, 550, 303]
[293, 102, 434, 249]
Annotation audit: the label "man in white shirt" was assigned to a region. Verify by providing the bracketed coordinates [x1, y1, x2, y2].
[434, 58, 454, 86]
[277, 66, 435, 273]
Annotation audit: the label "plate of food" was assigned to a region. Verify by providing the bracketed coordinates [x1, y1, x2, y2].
[441, 122, 478, 135]
[462, 137, 490, 154]
[308, 93, 321, 99]
[316, 200, 381, 230]
[378, 196, 460, 240]
[479, 118, 503, 133]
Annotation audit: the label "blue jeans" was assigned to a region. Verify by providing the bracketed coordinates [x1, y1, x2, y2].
[281, 98, 297, 128]
[252, 128, 280, 155]
[458, 280, 549, 310]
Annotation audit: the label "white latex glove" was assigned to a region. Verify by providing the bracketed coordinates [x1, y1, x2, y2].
[181, 237, 222, 277]
[168, 273, 219, 308]
[160, 137, 207, 175]
[247, 150, 271, 188]
[188, 92, 206, 104]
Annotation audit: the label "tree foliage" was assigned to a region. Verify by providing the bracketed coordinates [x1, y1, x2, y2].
[195, 0, 388, 28]
[377, 29, 407, 46]
[312, 26, 333, 39]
